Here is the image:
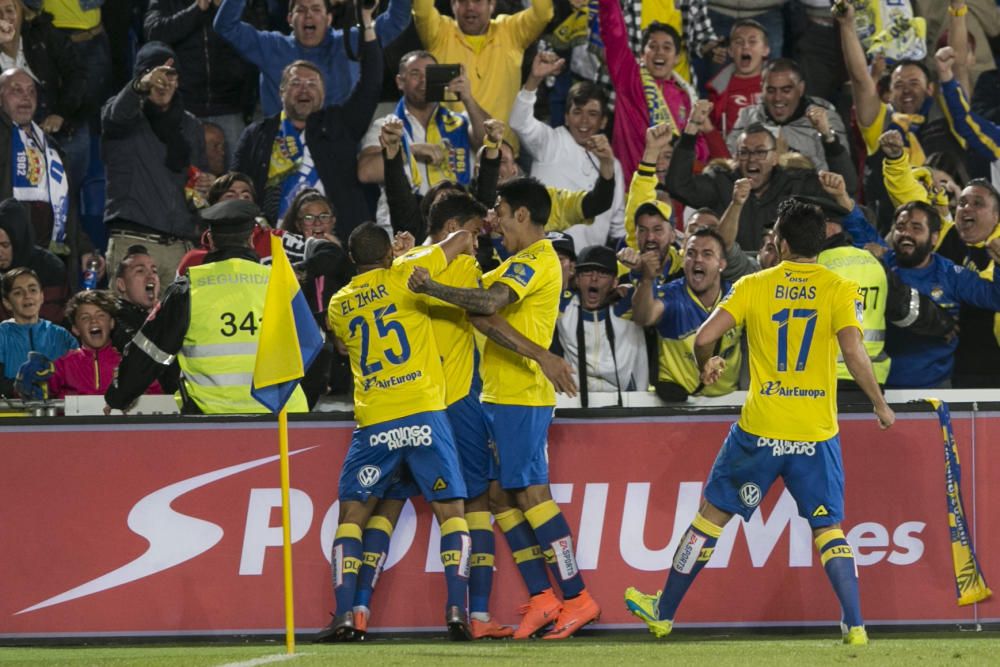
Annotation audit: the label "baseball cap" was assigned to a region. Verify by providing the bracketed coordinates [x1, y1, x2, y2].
[634, 198, 674, 224]
[546, 231, 576, 261]
[575, 245, 618, 275]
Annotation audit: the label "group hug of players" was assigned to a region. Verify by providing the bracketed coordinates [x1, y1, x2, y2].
[316, 178, 893, 645]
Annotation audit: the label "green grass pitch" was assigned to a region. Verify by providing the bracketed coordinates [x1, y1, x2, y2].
[2, 632, 999, 666]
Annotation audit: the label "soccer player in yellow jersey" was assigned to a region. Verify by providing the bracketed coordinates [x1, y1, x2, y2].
[410, 177, 600, 639]
[352, 193, 551, 639]
[318, 222, 476, 642]
[625, 199, 895, 645]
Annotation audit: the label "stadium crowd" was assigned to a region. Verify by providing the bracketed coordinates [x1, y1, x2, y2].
[0, 0, 997, 404]
[2, 0, 996, 647]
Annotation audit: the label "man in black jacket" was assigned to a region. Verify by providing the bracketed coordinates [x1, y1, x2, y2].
[102, 41, 207, 289]
[233, 3, 381, 243]
[667, 108, 829, 252]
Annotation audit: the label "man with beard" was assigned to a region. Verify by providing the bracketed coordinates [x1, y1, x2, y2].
[816, 171, 961, 396]
[842, 200, 1000, 388]
[555, 244, 648, 407]
[666, 109, 828, 252]
[622, 124, 683, 285]
[628, 227, 741, 402]
[233, 7, 380, 238]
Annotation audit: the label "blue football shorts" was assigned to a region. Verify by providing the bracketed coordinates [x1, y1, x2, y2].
[482, 403, 553, 490]
[338, 410, 468, 503]
[704, 423, 845, 528]
[446, 389, 494, 499]
[378, 391, 494, 500]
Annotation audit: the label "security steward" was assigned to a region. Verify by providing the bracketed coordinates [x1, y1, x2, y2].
[805, 195, 957, 401]
[105, 199, 309, 414]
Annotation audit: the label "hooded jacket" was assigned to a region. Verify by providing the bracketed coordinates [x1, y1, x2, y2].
[0, 199, 69, 323]
[101, 41, 206, 239]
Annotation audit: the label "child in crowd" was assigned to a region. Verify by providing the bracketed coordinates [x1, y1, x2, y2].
[706, 19, 771, 139]
[48, 290, 162, 399]
[0, 268, 78, 398]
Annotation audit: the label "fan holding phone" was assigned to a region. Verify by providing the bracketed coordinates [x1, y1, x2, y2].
[357, 53, 492, 229]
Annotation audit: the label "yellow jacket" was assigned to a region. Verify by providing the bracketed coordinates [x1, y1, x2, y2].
[413, 0, 552, 128]
[544, 185, 590, 232]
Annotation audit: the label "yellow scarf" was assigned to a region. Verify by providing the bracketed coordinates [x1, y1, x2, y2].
[639, 65, 679, 135]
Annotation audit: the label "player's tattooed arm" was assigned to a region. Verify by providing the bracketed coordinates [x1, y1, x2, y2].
[409, 267, 517, 314]
[470, 314, 578, 396]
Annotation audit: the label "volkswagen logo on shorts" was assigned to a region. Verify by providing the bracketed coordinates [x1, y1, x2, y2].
[739, 482, 762, 508]
[357, 465, 381, 488]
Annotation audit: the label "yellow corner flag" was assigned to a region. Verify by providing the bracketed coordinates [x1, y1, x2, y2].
[251, 235, 324, 653]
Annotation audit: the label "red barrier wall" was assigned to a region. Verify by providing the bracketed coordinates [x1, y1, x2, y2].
[1, 410, 996, 637]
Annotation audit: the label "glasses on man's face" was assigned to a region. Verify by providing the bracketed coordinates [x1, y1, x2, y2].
[737, 148, 774, 160]
[299, 213, 333, 225]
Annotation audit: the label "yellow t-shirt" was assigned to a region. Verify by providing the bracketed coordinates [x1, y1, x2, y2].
[720, 261, 862, 441]
[423, 252, 482, 406]
[480, 237, 561, 406]
[655, 282, 742, 396]
[328, 246, 448, 427]
[42, 0, 101, 30]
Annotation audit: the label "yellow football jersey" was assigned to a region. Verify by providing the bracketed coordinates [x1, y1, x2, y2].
[424, 252, 482, 406]
[720, 261, 862, 441]
[655, 282, 742, 396]
[328, 246, 448, 427]
[481, 238, 562, 406]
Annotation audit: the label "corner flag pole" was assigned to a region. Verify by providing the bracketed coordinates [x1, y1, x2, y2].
[279, 407, 296, 653]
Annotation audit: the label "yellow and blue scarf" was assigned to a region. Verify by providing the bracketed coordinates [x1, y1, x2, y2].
[266, 112, 320, 221]
[395, 99, 472, 189]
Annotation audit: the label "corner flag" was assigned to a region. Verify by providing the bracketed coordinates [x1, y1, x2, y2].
[251, 234, 324, 412]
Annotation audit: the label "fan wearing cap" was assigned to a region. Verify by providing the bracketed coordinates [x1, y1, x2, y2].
[619, 124, 684, 287]
[102, 41, 208, 288]
[555, 244, 648, 407]
[105, 199, 309, 414]
[546, 231, 576, 293]
[626, 226, 742, 402]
